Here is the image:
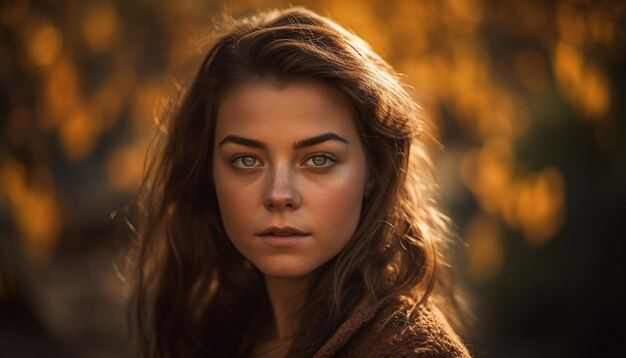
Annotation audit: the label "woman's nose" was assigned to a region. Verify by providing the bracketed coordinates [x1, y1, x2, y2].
[263, 166, 301, 211]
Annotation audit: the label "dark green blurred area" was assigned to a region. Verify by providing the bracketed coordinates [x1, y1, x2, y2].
[1, 0, 625, 356]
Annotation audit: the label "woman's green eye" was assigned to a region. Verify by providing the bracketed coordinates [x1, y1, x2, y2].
[242, 156, 256, 166]
[232, 155, 261, 168]
[312, 156, 327, 166]
[305, 155, 335, 168]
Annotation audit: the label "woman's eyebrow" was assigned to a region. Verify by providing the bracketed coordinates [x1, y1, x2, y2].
[294, 133, 349, 149]
[219, 133, 349, 149]
[219, 135, 267, 149]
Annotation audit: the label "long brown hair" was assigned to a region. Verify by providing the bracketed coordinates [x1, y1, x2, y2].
[129, 6, 467, 357]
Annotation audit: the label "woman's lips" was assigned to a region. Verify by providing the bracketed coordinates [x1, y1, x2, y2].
[256, 227, 310, 247]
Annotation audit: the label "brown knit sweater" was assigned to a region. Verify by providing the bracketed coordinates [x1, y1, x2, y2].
[313, 296, 471, 357]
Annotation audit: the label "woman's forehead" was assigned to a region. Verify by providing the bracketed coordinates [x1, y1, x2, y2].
[214, 78, 360, 143]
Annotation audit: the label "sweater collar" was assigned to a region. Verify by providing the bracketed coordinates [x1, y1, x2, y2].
[312, 296, 378, 358]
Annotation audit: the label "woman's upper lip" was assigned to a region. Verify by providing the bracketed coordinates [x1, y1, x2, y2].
[257, 226, 310, 236]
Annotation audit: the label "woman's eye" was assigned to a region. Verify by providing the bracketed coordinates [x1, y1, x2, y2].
[303, 154, 336, 168]
[231, 155, 262, 168]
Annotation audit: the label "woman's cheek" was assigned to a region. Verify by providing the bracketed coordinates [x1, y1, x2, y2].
[215, 175, 258, 233]
[310, 178, 364, 237]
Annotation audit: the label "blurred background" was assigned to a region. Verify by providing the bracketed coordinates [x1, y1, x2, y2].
[1, 0, 624, 356]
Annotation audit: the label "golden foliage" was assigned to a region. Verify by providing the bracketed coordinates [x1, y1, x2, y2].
[466, 214, 504, 282]
[0, 161, 62, 265]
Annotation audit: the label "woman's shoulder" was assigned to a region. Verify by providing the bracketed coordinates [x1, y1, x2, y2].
[314, 295, 471, 358]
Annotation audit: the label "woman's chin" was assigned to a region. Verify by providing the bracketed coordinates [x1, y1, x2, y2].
[254, 260, 319, 280]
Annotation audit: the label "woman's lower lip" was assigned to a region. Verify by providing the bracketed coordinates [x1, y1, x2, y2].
[258, 235, 309, 247]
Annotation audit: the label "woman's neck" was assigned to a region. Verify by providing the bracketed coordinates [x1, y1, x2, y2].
[250, 275, 310, 357]
[263, 274, 311, 342]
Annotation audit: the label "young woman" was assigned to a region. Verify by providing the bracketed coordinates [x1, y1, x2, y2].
[129, 7, 471, 357]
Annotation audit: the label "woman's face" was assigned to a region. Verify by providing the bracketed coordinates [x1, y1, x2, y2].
[212, 78, 370, 279]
